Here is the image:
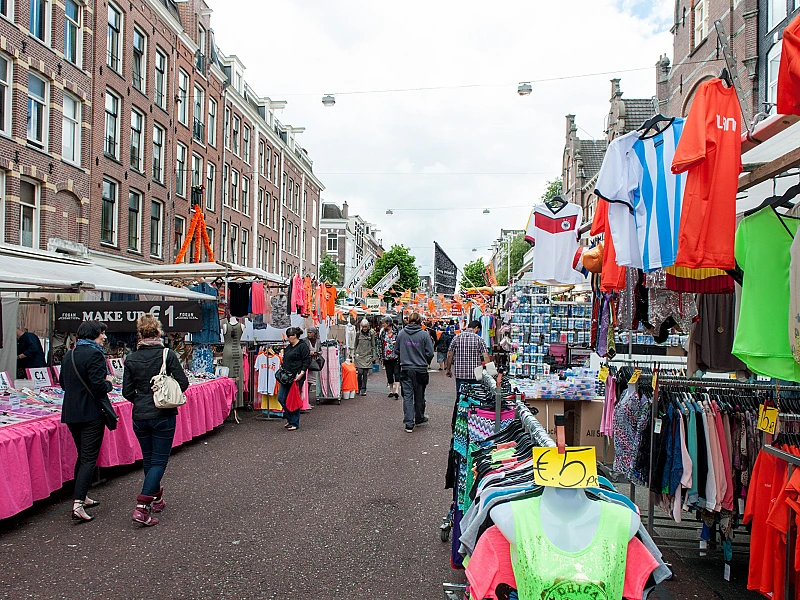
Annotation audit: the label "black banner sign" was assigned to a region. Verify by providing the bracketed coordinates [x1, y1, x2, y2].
[54, 301, 204, 333]
[433, 242, 457, 295]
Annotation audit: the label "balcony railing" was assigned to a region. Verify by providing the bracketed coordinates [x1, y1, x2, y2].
[193, 118, 204, 143]
[195, 51, 206, 74]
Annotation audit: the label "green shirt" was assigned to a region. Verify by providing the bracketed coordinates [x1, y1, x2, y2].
[511, 496, 630, 600]
[733, 207, 800, 381]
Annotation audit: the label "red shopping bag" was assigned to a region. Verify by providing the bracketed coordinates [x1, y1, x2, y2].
[285, 383, 303, 412]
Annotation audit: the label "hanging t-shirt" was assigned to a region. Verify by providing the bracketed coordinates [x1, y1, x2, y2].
[672, 79, 742, 270]
[267, 354, 281, 396]
[251, 282, 266, 315]
[789, 232, 800, 364]
[732, 207, 800, 381]
[590, 198, 627, 291]
[228, 282, 252, 318]
[525, 201, 584, 284]
[778, 13, 800, 116]
[254, 352, 271, 394]
[325, 285, 337, 319]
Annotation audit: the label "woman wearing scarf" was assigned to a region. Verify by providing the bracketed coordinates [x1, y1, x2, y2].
[122, 314, 189, 527]
[60, 320, 113, 522]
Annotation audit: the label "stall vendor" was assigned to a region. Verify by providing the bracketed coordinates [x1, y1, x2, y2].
[17, 328, 46, 374]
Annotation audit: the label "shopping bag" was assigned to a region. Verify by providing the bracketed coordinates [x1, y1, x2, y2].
[285, 383, 303, 412]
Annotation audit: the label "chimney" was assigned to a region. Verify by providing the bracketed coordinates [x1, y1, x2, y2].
[656, 55, 671, 107]
[566, 115, 576, 140]
[610, 78, 622, 100]
[342, 201, 349, 218]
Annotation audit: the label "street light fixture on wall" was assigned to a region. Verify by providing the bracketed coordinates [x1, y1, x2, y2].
[322, 94, 336, 107]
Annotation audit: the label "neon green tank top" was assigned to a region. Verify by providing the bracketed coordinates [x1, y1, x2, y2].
[511, 496, 631, 600]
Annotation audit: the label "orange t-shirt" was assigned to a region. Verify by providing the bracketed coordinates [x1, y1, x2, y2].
[672, 79, 742, 270]
[341, 362, 358, 393]
[778, 13, 800, 116]
[325, 285, 337, 318]
[590, 198, 626, 291]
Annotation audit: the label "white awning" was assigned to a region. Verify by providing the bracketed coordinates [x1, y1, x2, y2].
[106, 260, 285, 283]
[0, 246, 215, 300]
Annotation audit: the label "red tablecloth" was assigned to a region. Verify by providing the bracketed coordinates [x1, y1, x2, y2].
[0, 377, 235, 520]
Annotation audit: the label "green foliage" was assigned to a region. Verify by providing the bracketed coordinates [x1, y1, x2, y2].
[497, 233, 529, 286]
[460, 257, 486, 290]
[364, 245, 420, 294]
[541, 178, 563, 203]
[319, 253, 342, 285]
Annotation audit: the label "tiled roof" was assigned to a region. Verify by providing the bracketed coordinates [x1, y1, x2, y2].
[621, 99, 657, 134]
[321, 204, 343, 220]
[579, 139, 608, 180]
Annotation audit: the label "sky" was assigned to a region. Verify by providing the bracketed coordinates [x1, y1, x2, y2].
[208, 0, 674, 276]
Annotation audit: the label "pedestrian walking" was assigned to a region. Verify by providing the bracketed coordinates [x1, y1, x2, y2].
[122, 314, 189, 526]
[278, 326, 311, 431]
[397, 312, 434, 432]
[378, 316, 401, 399]
[445, 319, 491, 393]
[305, 326, 322, 408]
[354, 319, 378, 395]
[59, 320, 113, 522]
[435, 326, 453, 370]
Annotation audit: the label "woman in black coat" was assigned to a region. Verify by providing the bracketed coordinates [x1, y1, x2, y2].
[122, 314, 189, 527]
[59, 320, 112, 522]
[279, 327, 311, 431]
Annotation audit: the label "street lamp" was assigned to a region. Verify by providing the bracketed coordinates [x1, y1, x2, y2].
[322, 94, 336, 107]
[385, 209, 393, 215]
[483, 208, 490, 214]
[518, 82, 532, 96]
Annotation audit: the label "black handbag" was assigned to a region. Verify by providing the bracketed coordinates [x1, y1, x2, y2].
[308, 354, 326, 372]
[275, 367, 295, 386]
[71, 352, 119, 430]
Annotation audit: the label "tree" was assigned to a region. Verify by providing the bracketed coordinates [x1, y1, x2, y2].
[497, 233, 529, 286]
[364, 244, 420, 294]
[319, 253, 341, 285]
[460, 257, 486, 290]
[541, 178, 563, 203]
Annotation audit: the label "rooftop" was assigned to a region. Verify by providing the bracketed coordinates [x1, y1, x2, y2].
[620, 98, 657, 134]
[579, 139, 608, 180]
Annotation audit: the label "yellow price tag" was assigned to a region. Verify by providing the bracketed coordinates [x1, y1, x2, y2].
[532, 446, 599, 489]
[758, 405, 779, 435]
[598, 365, 609, 383]
[651, 372, 658, 389]
[628, 368, 642, 384]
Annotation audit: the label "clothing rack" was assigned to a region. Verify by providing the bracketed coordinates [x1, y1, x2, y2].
[516, 398, 556, 447]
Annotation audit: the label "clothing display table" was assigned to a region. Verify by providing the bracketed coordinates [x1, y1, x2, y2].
[0, 377, 236, 520]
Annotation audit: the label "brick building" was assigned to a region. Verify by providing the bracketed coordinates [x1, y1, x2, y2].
[0, 0, 94, 253]
[758, 0, 800, 116]
[319, 200, 384, 288]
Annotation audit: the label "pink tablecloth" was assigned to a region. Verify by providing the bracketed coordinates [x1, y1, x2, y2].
[0, 377, 235, 520]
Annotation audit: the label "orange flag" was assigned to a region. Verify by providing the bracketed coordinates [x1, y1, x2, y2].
[438, 294, 445, 303]
[427, 299, 436, 314]
[360, 303, 368, 311]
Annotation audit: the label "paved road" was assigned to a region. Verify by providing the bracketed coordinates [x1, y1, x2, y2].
[0, 365, 753, 599]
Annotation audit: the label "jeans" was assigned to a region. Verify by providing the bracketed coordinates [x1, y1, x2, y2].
[437, 351, 448, 365]
[67, 419, 105, 501]
[357, 367, 371, 393]
[278, 381, 300, 427]
[400, 369, 429, 428]
[133, 415, 177, 496]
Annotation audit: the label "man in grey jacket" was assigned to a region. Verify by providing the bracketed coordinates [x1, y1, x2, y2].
[396, 312, 434, 432]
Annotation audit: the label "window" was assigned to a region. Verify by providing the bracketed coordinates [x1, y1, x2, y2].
[311, 236, 316, 265]
[222, 164, 229, 206]
[30, 0, 47, 42]
[224, 107, 230, 148]
[288, 179, 293, 210]
[271, 241, 277, 272]
[196, 26, 206, 71]
[768, 41, 783, 114]
[221, 221, 227, 261]
[207, 98, 217, 146]
[280, 217, 286, 249]
[62, 94, 81, 165]
[230, 170, 239, 211]
[107, 3, 122, 73]
[64, 0, 81, 65]
[769, 0, 788, 31]
[19, 178, 39, 248]
[150, 200, 162, 257]
[241, 228, 248, 267]
[273, 155, 278, 181]
[243, 125, 250, 163]
[101, 178, 117, 245]
[152, 124, 164, 182]
[154, 49, 167, 109]
[259, 141, 265, 175]
[128, 190, 141, 251]
[271, 197, 278, 229]
[175, 144, 187, 197]
[104, 89, 119, 157]
[130, 109, 144, 171]
[27, 73, 47, 148]
[241, 176, 249, 216]
[191, 154, 202, 206]
[303, 190, 307, 221]
[229, 224, 237, 264]
[327, 232, 338, 252]
[258, 188, 265, 224]
[256, 236, 263, 269]
[301, 229, 306, 261]
[282, 173, 287, 204]
[193, 85, 204, 142]
[293, 225, 298, 255]
[0, 55, 11, 135]
[132, 28, 146, 92]
[206, 227, 214, 258]
[173, 216, 185, 261]
[692, 0, 707, 48]
[232, 115, 240, 155]
[0, 0, 10, 19]
[294, 185, 300, 213]
[178, 69, 189, 125]
[312, 199, 317, 226]
[206, 161, 216, 211]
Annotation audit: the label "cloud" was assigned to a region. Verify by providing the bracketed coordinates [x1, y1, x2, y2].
[208, 0, 673, 274]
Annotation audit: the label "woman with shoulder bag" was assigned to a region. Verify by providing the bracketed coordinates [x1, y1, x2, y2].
[59, 320, 114, 522]
[122, 314, 189, 527]
[277, 327, 311, 431]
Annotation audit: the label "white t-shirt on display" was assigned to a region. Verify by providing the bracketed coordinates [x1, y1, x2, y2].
[524, 201, 584, 285]
[267, 355, 281, 395]
[254, 353, 271, 394]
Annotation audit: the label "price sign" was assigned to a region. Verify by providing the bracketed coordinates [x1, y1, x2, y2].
[651, 372, 658, 389]
[25, 368, 52, 390]
[628, 368, 642, 384]
[532, 446, 598, 489]
[0, 371, 11, 392]
[107, 358, 125, 378]
[758, 405, 779, 435]
[598, 365, 609, 383]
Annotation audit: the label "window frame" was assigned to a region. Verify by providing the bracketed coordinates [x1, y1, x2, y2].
[129, 108, 144, 172]
[30, 0, 49, 44]
[100, 178, 118, 246]
[150, 200, 163, 258]
[220, 220, 228, 261]
[63, 0, 82, 67]
[229, 224, 238, 264]
[27, 72, 48, 149]
[240, 227, 248, 267]
[0, 54, 11, 136]
[241, 176, 249, 216]
[107, 2, 123, 74]
[327, 232, 338, 252]
[104, 88, 120, 158]
[230, 169, 239, 211]
[154, 48, 167, 110]
[222, 164, 229, 206]
[206, 161, 216, 212]
[132, 26, 147, 93]
[207, 98, 217, 146]
[173, 215, 186, 262]
[692, 0, 707, 49]
[177, 69, 189, 126]
[62, 93, 81, 166]
[19, 177, 40, 249]
[128, 189, 142, 252]
[243, 124, 250, 163]
[175, 143, 187, 198]
[152, 123, 165, 183]
[232, 115, 240, 155]
[768, 41, 783, 114]
[193, 84, 204, 142]
[768, 0, 788, 32]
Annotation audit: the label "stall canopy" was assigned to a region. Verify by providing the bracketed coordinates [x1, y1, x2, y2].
[0, 246, 215, 300]
[106, 260, 285, 283]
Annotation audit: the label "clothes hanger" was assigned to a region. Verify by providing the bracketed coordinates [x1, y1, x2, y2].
[637, 114, 676, 140]
[719, 67, 733, 88]
[743, 182, 800, 216]
[544, 194, 568, 212]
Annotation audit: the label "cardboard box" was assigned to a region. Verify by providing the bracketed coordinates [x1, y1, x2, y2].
[525, 399, 565, 440]
[573, 398, 615, 465]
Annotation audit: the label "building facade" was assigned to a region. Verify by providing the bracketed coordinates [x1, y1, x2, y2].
[319, 200, 384, 287]
[0, 0, 94, 253]
[758, 0, 800, 117]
